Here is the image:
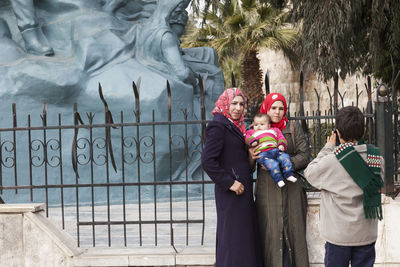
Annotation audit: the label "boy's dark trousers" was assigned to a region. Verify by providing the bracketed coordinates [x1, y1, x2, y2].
[324, 241, 376, 267]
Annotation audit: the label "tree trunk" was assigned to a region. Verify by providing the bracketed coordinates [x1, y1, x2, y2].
[241, 49, 264, 118]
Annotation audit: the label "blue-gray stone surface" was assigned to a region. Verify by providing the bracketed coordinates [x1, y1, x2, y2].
[0, 0, 224, 204]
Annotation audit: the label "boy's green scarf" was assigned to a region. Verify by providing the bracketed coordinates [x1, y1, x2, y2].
[334, 141, 384, 220]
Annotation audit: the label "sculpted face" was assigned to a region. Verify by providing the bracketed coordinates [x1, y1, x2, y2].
[229, 96, 245, 120]
[170, 8, 188, 37]
[267, 100, 285, 123]
[155, 0, 186, 19]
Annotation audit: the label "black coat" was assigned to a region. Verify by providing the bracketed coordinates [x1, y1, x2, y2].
[201, 113, 263, 267]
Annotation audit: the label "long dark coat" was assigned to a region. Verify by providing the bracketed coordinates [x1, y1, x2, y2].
[201, 113, 262, 267]
[255, 121, 310, 267]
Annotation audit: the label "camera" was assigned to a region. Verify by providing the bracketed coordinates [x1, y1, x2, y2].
[333, 130, 340, 146]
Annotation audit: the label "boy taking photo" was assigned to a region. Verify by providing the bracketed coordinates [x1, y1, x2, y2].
[304, 106, 384, 267]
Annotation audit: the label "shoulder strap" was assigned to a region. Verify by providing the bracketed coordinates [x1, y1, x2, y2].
[290, 121, 296, 153]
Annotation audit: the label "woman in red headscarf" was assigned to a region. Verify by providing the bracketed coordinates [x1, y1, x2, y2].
[253, 93, 311, 267]
[202, 88, 262, 267]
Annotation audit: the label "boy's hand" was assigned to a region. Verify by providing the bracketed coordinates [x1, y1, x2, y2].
[278, 145, 285, 151]
[327, 131, 337, 146]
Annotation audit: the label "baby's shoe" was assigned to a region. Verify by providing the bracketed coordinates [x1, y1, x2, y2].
[277, 180, 285, 187]
[287, 175, 297, 183]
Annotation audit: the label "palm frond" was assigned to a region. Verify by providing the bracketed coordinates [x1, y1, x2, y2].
[186, 0, 300, 107]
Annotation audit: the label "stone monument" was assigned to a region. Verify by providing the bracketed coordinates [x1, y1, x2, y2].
[0, 0, 224, 203]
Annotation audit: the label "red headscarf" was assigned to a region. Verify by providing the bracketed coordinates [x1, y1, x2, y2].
[212, 88, 246, 134]
[260, 92, 288, 130]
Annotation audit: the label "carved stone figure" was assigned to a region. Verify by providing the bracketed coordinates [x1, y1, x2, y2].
[103, 0, 155, 20]
[169, 2, 224, 115]
[0, 18, 23, 63]
[134, 0, 197, 87]
[9, 0, 54, 56]
[0, 0, 223, 102]
[0, 0, 224, 204]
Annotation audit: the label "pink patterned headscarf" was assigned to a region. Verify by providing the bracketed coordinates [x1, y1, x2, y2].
[212, 88, 246, 134]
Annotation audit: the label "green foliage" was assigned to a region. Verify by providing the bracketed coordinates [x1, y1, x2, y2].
[182, 0, 299, 87]
[370, 0, 400, 87]
[290, 1, 369, 81]
[220, 57, 242, 88]
[289, 0, 400, 87]
[194, 1, 400, 87]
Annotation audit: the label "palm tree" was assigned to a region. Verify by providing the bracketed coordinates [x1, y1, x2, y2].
[182, 0, 299, 115]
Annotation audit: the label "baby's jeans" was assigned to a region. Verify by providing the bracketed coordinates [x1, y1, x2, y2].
[256, 149, 294, 183]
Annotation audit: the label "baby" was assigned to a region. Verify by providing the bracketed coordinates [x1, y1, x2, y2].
[245, 113, 297, 187]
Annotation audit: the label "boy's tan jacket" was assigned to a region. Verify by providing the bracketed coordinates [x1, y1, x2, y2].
[304, 142, 384, 246]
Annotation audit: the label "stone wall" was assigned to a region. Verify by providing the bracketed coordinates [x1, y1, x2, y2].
[0, 204, 79, 267]
[258, 48, 376, 115]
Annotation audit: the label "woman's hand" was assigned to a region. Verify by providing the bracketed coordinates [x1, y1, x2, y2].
[248, 145, 261, 160]
[230, 180, 245, 195]
[248, 145, 267, 171]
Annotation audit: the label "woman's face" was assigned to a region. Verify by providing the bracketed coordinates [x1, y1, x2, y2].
[229, 96, 245, 120]
[267, 101, 285, 123]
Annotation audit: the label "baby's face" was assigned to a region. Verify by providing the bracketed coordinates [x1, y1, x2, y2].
[253, 117, 270, 131]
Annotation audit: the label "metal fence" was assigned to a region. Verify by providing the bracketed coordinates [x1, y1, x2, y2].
[284, 71, 399, 195]
[0, 81, 215, 248]
[0, 73, 399, 248]
[285, 72, 376, 155]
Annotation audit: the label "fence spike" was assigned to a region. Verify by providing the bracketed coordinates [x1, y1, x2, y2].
[264, 70, 270, 95]
[132, 79, 140, 120]
[98, 83, 108, 110]
[334, 72, 339, 113]
[98, 83, 118, 173]
[198, 74, 205, 111]
[72, 103, 80, 178]
[12, 103, 17, 128]
[167, 80, 171, 119]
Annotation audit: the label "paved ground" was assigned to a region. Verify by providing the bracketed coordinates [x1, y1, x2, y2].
[48, 199, 218, 249]
[48, 192, 321, 249]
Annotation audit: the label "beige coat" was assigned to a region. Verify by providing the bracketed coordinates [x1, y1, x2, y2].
[304, 142, 384, 246]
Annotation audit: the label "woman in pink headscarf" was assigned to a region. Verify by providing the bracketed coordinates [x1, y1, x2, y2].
[202, 88, 262, 267]
[253, 92, 311, 267]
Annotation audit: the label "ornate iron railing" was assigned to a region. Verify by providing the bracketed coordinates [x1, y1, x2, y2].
[0, 72, 398, 247]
